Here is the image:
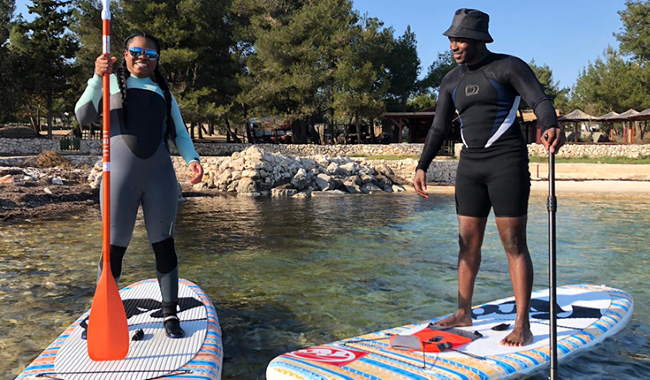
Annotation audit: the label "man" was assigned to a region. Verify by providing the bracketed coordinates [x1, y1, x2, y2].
[413, 8, 563, 346]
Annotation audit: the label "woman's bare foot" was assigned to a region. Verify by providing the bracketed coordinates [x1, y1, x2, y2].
[500, 324, 533, 346]
[431, 310, 473, 328]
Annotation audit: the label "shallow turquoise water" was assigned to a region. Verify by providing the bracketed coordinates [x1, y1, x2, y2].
[1, 193, 649, 379]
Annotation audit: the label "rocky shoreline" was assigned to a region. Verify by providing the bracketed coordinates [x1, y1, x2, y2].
[4, 146, 650, 223]
[195, 146, 407, 197]
[87, 146, 415, 198]
[0, 165, 98, 222]
[1, 148, 416, 223]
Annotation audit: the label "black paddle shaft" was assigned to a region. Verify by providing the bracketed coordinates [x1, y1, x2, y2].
[547, 152, 558, 380]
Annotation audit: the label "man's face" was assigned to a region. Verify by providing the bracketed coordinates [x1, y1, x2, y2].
[449, 37, 481, 64]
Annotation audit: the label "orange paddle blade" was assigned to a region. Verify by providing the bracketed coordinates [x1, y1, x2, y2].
[87, 269, 129, 360]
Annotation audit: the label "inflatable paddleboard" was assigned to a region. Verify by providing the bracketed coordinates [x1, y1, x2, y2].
[267, 284, 632, 379]
[16, 278, 222, 379]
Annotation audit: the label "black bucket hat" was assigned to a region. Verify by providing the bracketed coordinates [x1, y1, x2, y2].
[443, 8, 493, 43]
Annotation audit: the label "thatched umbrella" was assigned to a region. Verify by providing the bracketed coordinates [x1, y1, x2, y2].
[605, 108, 640, 122]
[605, 109, 640, 143]
[628, 109, 650, 142]
[558, 109, 596, 141]
[595, 111, 620, 141]
[558, 109, 596, 122]
[628, 108, 650, 122]
[595, 111, 620, 121]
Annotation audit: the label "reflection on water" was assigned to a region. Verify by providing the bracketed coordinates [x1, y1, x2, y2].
[2, 193, 649, 379]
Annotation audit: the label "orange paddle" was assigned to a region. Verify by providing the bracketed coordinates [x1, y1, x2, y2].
[87, 0, 129, 361]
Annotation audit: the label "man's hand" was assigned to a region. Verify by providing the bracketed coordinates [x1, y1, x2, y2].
[413, 169, 428, 199]
[188, 161, 204, 185]
[541, 127, 565, 153]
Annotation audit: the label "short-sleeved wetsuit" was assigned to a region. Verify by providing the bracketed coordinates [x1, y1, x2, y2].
[417, 53, 558, 217]
[75, 73, 199, 304]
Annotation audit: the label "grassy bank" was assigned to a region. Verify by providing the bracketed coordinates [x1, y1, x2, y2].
[355, 154, 650, 164]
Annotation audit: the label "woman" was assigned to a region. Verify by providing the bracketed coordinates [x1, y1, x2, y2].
[75, 32, 203, 339]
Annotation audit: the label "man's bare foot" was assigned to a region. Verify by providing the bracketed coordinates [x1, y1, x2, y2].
[431, 310, 473, 328]
[500, 325, 533, 346]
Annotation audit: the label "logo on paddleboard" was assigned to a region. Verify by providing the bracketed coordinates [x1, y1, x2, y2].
[472, 298, 602, 320]
[285, 346, 367, 367]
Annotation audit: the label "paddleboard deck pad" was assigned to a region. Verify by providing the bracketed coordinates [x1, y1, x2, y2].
[267, 284, 632, 379]
[16, 279, 222, 379]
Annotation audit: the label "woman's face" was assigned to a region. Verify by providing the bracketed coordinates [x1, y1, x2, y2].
[124, 36, 158, 78]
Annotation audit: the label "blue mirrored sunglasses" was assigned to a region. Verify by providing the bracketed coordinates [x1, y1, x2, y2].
[127, 47, 159, 60]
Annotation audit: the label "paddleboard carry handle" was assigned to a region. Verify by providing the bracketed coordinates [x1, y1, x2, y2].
[132, 329, 145, 341]
[491, 322, 510, 331]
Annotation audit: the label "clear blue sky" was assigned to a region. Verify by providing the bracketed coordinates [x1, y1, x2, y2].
[15, 0, 628, 88]
[351, 0, 628, 88]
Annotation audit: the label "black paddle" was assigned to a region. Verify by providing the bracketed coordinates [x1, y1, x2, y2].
[547, 151, 558, 380]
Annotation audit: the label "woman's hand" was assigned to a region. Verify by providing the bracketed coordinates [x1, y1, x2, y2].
[541, 127, 565, 153]
[188, 161, 204, 185]
[413, 169, 429, 199]
[95, 54, 117, 77]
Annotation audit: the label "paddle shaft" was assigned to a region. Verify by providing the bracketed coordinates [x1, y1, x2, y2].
[101, 1, 111, 272]
[547, 151, 558, 379]
[87, 0, 129, 361]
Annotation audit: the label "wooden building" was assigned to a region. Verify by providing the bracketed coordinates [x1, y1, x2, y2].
[382, 111, 435, 143]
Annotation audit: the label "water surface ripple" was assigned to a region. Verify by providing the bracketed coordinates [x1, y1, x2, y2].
[2, 193, 649, 379]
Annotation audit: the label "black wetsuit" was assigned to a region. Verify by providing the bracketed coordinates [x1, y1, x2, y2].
[417, 52, 558, 217]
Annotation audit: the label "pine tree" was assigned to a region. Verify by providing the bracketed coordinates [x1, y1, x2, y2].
[571, 47, 649, 114]
[0, 0, 13, 43]
[527, 60, 569, 113]
[0, 0, 17, 123]
[10, 0, 79, 136]
[74, 0, 239, 140]
[120, 0, 238, 138]
[383, 25, 420, 111]
[615, 0, 650, 61]
[333, 16, 393, 143]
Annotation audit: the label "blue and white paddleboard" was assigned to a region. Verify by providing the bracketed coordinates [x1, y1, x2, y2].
[16, 279, 223, 380]
[267, 284, 633, 379]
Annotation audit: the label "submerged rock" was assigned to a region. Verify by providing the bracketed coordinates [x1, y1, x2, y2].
[291, 168, 310, 190]
[314, 173, 332, 191]
[271, 183, 298, 198]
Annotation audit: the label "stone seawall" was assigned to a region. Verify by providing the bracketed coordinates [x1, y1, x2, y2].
[354, 158, 457, 184]
[190, 142, 426, 157]
[4, 152, 647, 188]
[171, 156, 456, 185]
[0, 138, 424, 157]
[0, 137, 101, 155]
[3, 137, 650, 158]
[3, 138, 648, 188]
[526, 143, 650, 158]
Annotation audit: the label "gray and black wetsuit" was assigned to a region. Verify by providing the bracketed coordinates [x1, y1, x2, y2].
[75, 74, 199, 305]
[417, 52, 558, 217]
